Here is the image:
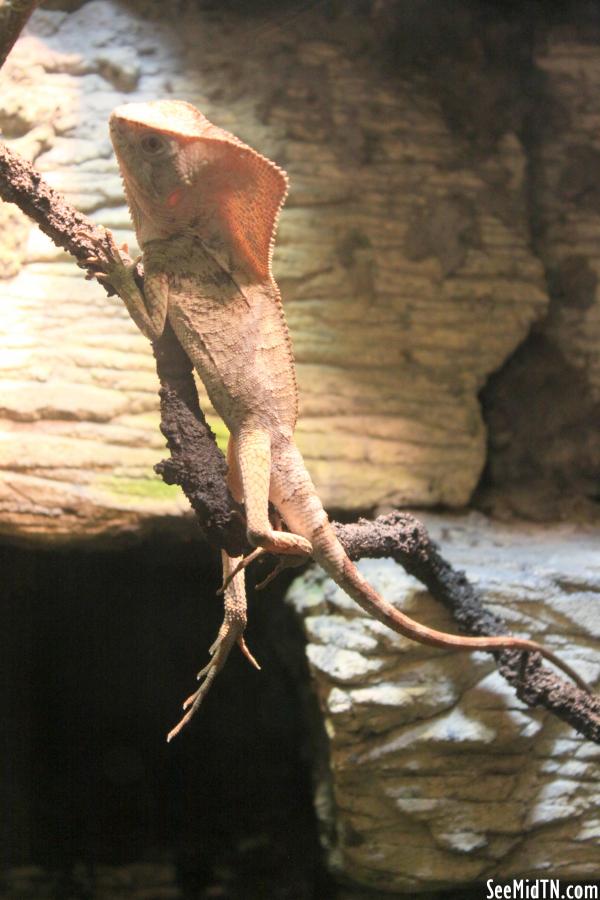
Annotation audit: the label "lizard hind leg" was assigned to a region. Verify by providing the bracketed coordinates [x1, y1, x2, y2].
[166, 550, 259, 742]
[236, 426, 313, 559]
[217, 429, 313, 595]
[217, 432, 275, 595]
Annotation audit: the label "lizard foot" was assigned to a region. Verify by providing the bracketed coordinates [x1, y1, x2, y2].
[83, 231, 166, 341]
[249, 528, 312, 559]
[217, 546, 265, 595]
[166, 620, 260, 742]
[82, 230, 137, 285]
[255, 554, 308, 590]
[219, 534, 312, 595]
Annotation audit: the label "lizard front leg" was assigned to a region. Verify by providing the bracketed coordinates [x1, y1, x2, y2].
[86, 231, 168, 341]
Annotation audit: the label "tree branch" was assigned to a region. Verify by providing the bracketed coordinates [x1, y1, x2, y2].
[0, 0, 39, 70]
[152, 326, 247, 555]
[1, 139, 598, 742]
[335, 514, 600, 742]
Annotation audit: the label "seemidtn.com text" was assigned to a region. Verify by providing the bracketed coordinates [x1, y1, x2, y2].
[486, 881, 598, 900]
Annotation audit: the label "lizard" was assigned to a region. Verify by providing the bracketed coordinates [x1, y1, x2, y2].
[97, 99, 590, 740]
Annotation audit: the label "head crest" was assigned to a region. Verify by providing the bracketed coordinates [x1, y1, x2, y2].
[111, 100, 289, 280]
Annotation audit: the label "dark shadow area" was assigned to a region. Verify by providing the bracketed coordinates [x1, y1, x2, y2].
[476, 332, 600, 520]
[2, 541, 598, 898]
[0, 538, 332, 898]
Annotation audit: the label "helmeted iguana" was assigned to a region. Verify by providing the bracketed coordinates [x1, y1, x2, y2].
[98, 99, 589, 740]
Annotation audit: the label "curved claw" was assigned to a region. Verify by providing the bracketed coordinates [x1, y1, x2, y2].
[238, 636, 261, 670]
[83, 254, 101, 267]
[83, 254, 105, 281]
[255, 562, 284, 591]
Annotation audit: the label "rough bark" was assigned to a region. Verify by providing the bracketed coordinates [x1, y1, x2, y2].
[152, 325, 247, 555]
[0, 0, 39, 70]
[0, 140, 107, 265]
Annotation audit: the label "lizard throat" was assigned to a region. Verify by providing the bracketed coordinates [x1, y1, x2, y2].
[121, 173, 181, 244]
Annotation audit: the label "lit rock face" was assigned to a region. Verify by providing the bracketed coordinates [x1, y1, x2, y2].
[286, 514, 600, 892]
[0, 1, 549, 541]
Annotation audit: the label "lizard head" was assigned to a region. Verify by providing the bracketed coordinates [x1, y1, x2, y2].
[110, 100, 289, 280]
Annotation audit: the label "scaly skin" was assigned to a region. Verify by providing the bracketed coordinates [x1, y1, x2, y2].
[105, 100, 590, 738]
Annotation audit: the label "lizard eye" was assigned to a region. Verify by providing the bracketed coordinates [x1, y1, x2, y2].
[140, 133, 166, 155]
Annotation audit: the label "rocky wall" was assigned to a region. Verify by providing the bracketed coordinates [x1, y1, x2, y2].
[286, 513, 600, 892]
[478, 15, 600, 520]
[0, 0, 554, 542]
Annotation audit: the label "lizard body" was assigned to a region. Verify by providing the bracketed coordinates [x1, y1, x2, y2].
[144, 234, 297, 434]
[105, 100, 589, 739]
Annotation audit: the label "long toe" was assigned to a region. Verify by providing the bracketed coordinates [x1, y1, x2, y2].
[166, 620, 249, 741]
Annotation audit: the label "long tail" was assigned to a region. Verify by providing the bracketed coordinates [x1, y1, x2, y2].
[270, 441, 590, 693]
[310, 521, 590, 693]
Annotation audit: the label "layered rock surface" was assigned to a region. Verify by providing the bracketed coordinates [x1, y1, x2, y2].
[286, 514, 600, 892]
[0, 1, 550, 541]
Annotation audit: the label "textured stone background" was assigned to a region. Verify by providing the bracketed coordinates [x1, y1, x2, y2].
[3, 0, 592, 542]
[287, 513, 600, 891]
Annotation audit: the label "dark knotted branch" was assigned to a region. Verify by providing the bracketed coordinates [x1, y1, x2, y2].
[1, 139, 599, 742]
[0, 0, 39, 70]
[0, 140, 108, 262]
[335, 514, 600, 742]
[152, 327, 247, 554]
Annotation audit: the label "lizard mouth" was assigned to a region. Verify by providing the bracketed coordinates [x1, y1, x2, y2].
[109, 116, 133, 153]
